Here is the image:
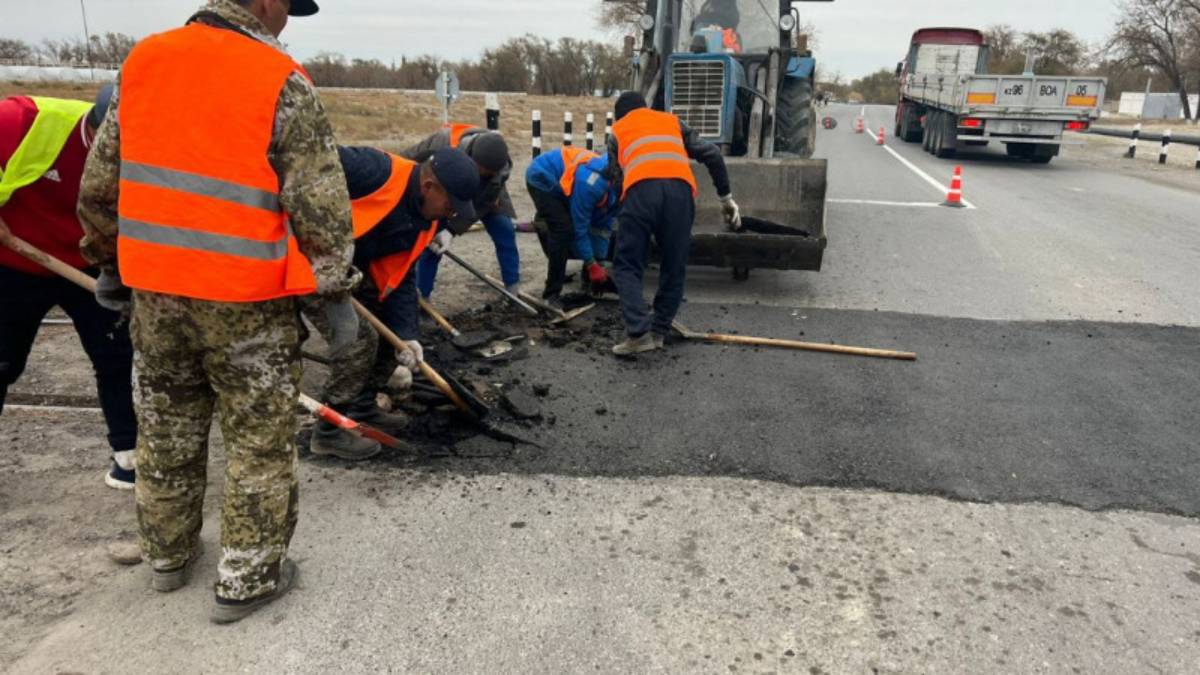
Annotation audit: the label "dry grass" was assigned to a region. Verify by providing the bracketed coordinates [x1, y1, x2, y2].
[1, 81, 617, 154]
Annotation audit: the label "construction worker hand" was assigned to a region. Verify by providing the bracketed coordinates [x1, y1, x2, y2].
[387, 365, 414, 391]
[323, 295, 360, 355]
[720, 195, 743, 232]
[396, 339, 424, 372]
[94, 269, 131, 313]
[428, 230, 453, 255]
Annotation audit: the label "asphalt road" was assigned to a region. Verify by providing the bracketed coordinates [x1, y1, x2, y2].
[8, 103, 1200, 673]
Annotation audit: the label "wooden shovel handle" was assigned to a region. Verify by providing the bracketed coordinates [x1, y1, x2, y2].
[0, 216, 98, 292]
[350, 297, 472, 413]
[418, 297, 460, 337]
[698, 332, 916, 361]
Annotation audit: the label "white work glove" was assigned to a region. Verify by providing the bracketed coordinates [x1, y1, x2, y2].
[396, 339, 424, 372]
[719, 194, 743, 232]
[428, 230, 453, 255]
[387, 365, 413, 391]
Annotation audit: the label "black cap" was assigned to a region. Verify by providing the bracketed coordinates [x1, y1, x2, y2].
[467, 132, 510, 174]
[614, 91, 647, 121]
[430, 148, 480, 222]
[87, 84, 114, 129]
[289, 0, 319, 16]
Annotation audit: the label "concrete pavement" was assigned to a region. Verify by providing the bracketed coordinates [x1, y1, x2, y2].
[5, 104, 1200, 673]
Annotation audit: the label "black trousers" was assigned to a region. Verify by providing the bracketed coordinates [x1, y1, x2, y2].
[528, 182, 575, 299]
[0, 266, 137, 452]
[612, 179, 695, 337]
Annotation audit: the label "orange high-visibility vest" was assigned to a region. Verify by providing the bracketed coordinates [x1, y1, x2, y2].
[116, 23, 318, 302]
[443, 122, 477, 148]
[348, 153, 437, 299]
[558, 147, 600, 196]
[722, 29, 743, 54]
[611, 108, 697, 200]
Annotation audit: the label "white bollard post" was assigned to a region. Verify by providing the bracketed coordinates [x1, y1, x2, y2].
[586, 113, 595, 151]
[604, 111, 614, 146]
[531, 110, 542, 158]
[1159, 129, 1171, 165]
[1126, 123, 1140, 159]
[563, 112, 573, 147]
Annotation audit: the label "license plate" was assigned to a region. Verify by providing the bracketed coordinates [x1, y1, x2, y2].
[987, 120, 1060, 136]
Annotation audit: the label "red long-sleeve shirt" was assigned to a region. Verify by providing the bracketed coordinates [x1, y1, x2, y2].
[0, 95, 92, 275]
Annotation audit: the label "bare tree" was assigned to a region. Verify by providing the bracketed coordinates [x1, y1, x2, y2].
[0, 37, 34, 61]
[1107, 0, 1198, 121]
[595, 0, 645, 33]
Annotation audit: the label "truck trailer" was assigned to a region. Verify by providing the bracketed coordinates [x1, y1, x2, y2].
[894, 27, 1106, 164]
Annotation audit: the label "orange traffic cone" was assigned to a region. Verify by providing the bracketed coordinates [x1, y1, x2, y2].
[943, 166, 965, 208]
[855, 117, 864, 134]
[877, 126, 886, 145]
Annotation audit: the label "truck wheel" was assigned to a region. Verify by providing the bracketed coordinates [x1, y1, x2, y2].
[902, 105, 923, 143]
[935, 112, 958, 158]
[929, 112, 943, 155]
[732, 266, 751, 281]
[922, 112, 935, 152]
[774, 77, 815, 158]
[1030, 144, 1058, 164]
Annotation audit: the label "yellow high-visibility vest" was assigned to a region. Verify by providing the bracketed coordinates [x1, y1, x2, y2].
[0, 96, 93, 207]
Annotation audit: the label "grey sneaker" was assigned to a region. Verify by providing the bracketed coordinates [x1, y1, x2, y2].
[152, 539, 204, 592]
[211, 559, 299, 625]
[310, 421, 382, 461]
[612, 332, 662, 356]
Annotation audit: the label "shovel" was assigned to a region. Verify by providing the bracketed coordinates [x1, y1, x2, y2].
[671, 320, 917, 361]
[297, 393, 407, 450]
[481, 273, 595, 325]
[441, 250, 540, 316]
[418, 297, 512, 357]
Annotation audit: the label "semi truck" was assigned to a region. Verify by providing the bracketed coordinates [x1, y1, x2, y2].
[894, 27, 1106, 164]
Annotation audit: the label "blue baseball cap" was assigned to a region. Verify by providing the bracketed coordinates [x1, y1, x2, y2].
[430, 148, 480, 223]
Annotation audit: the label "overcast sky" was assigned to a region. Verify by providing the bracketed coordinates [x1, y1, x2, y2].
[7, 1, 1121, 80]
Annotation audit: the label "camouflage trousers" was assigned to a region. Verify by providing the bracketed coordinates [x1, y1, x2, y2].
[130, 291, 301, 601]
[300, 278, 399, 411]
[300, 293, 377, 410]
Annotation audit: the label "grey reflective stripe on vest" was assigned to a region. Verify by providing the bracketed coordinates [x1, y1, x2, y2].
[620, 135, 684, 164]
[622, 151, 690, 177]
[119, 217, 289, 261]
[121, 161, 280, 213]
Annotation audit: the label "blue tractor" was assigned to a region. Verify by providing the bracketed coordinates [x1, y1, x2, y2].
[612, 0, 832, 278]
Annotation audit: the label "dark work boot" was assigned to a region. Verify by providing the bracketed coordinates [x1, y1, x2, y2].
[348, 404, 411, 437]
[309, 421, 382, 461]
[211, 559, 299, 625]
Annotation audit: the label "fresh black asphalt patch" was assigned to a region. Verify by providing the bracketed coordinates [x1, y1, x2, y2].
[372, 302, 1200, 517]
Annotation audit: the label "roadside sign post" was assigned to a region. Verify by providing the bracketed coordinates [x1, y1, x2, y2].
[435, 70, 460, 125]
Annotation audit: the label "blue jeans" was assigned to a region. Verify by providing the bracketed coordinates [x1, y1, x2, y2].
[417, 213, 521, 297]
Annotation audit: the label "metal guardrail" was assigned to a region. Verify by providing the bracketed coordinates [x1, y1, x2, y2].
[1086, 126, 1200, 146]
[1085, 125, 1200, 167]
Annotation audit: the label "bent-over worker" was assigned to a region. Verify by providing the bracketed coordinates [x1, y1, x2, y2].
[402, 123, 519, 297]
[303, 145, 479, 460]
[607, 91, 741, 355]
[525, 147, 620, 304]
[0, 86, 138, 489]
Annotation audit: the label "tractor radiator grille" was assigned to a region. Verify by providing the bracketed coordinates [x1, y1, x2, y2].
[671, 60, 726, 138]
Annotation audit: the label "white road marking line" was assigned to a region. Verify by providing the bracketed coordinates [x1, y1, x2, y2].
[5, 404, 104, 413]
[865, 125, 978, 210]
[827, 198, 943, 208]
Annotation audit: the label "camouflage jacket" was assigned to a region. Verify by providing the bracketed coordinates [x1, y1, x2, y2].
[78, 0, 358, 296]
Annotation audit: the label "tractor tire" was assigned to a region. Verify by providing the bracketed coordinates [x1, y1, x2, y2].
[935, 111, 958, 158]
[774, 77, 816, 158]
